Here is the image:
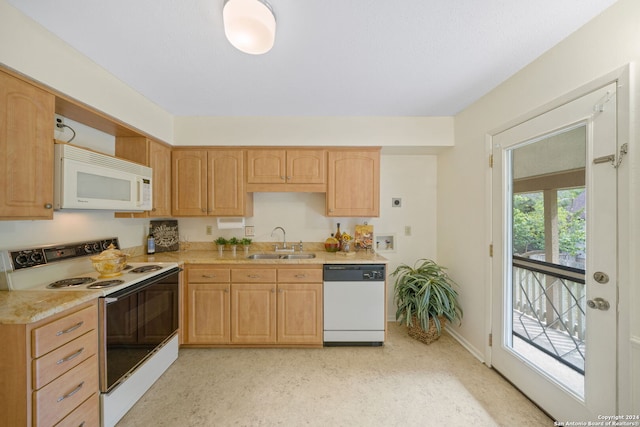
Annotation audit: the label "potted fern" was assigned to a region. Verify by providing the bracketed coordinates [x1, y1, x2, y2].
[391, 258, 463, 344]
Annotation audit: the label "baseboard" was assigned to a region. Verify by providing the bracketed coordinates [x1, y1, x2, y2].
[445, 326, 486, 364]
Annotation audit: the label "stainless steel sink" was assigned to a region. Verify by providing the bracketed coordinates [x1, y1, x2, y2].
[246, 253, 317, 260]
[245, 254, 282, 259]
[279, 253, 316, 259]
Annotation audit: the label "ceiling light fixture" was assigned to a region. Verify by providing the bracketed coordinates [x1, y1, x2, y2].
[223, 0, 276, 55]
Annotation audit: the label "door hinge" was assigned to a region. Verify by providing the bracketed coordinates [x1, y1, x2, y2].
[489, 333, 493, 347]
[489, 154, 493, 168]
[489, 244, 493, 257]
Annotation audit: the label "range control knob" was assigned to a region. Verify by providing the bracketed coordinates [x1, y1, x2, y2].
[30, 252, 44, 264]
[14, 253, 29, 267]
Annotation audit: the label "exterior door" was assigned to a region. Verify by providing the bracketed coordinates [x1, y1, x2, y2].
[491, 82, 618, 421]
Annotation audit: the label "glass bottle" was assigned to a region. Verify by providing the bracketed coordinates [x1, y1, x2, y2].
[335, 223, 342, 250]
[146, 225, 156, 255]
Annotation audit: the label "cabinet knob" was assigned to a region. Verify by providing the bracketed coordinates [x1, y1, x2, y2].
[286, 176, 292, 181]
[152, 207, 157, 212]
[280, 176, 286, 181]
[44, 203, 53, 209]
[201, 208, 206, 213]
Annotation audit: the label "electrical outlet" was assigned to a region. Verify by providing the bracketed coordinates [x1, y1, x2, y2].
[404, 226, 412, 236]
[54, 114, 65, 130]
[245, 225, 255, 237]
[206, 225, 212, 235]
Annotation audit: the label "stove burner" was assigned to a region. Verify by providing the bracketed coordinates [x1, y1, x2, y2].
[87, 279, 125, 289]
[47, 277, 96, 289]
[130, 265, 163, 273]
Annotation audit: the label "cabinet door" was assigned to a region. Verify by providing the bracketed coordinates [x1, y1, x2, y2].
[172, 150, 208, 216]
[286, 149, 326, 184]
[208, 150, 247, 216]
[327, 149, 380, 217]
[149, 141, 172, 217]
[186, 282, 230, 344]
[0, 72, 55, 220]
[246, 149, 286, 184]
[231, 283, 277, 344]
[277, 283, 323, 344]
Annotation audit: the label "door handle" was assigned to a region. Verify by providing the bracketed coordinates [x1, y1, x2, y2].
[587, 297, 610, 311]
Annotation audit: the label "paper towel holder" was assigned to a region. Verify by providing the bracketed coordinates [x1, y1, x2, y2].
[217, 217, 246, 229]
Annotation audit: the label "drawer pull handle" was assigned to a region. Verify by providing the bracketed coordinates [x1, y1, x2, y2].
[247, 274, 260, 278]
[79, 422, 86, 427]
[56, 321, 84, 336]
[295, 274, 307, 278]
[56, 347, 84, 365]
[57, 381, 84, 402]
[202, 274, 216, 278]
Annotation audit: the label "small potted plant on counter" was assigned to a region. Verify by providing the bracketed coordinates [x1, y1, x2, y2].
[391, 258, 463, 344]
[241, 237, 252, 255]
[215, 237, 227, 256]
[228, 237, 240, 256]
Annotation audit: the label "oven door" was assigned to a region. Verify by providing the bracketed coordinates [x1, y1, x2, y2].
[98, 268, 179, 392]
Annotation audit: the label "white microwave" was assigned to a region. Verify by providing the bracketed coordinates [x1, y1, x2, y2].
[54, 144, 152, 211]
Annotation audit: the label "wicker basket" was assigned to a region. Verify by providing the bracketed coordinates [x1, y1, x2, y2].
[407, 316, 445, 345]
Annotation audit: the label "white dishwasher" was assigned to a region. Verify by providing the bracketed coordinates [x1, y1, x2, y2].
[323, 264, 386, 346]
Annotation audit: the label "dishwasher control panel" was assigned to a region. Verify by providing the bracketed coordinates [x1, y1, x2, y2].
[323, 264, 386, 282]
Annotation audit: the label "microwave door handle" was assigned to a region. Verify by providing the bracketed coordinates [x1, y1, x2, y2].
[136, 177, 143, 207]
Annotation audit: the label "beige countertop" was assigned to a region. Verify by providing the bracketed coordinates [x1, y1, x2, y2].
[132, 248, 388, 265]
[0, 290, 98, 325]
[0, 245, 386, 325]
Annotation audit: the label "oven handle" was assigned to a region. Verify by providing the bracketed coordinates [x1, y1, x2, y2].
[103, 267, 182, 302]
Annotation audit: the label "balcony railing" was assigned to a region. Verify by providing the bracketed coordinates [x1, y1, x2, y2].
[512, 256, 586, 374]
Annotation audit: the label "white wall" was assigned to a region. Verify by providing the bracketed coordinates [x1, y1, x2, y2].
[175, 116, 453, 149]
[440, 0, 639, 413]
[0, 0, 174, 143]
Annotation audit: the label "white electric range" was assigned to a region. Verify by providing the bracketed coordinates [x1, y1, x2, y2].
[0, 238, 181, 427]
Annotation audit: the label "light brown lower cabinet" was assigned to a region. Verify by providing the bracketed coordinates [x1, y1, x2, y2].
[184, 265, 323, 347]
[0, 300, 99, 426]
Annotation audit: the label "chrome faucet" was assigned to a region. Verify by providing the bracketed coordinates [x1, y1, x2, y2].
[271, 226, 294, 252]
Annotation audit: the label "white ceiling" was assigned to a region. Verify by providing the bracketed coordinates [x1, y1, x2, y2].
[8, 0, 618, 117]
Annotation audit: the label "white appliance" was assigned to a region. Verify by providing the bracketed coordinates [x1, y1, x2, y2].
[323, 264, 386, 345]
[0, 238, 180, 427]
[54, 144, 152, 211]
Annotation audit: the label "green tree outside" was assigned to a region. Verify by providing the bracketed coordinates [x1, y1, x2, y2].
[512, 189, 585, 258]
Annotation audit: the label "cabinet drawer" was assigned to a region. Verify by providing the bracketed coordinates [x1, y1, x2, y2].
[33, 329, 97, 390]
[278, 268, 322, 283]
[32, 305, 97, 358]
[188, 268, 231, 283]
[34, 355, 98, 427]
[232, 268, 276, 283]
[54, 392, 99, 427]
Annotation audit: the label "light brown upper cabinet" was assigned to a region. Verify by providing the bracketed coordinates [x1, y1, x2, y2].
[115, 136, 172, 218]
[172, 149, 253, 217]
[0, 71, 55, 220]
[246, 149, 326, 192]
[326, 148, 380, 217]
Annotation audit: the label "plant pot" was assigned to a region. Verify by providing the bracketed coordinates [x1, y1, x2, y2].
[217, 245, 224, 256]
[407, 316, 446, 345]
